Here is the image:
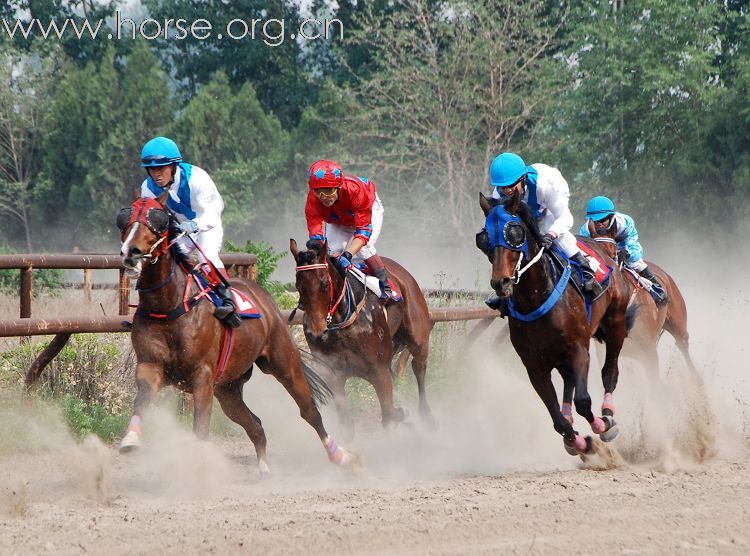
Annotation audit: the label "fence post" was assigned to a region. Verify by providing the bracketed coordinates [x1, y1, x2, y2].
[83, 268, 92, 303]
[19, 266, 33, 344]
[118, 269, 130, 316]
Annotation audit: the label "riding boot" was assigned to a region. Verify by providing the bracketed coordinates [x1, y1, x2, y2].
[571, 252, 604, 298]
[213, 283, 242, 328]
[639, 266, 668, 306]
[484, 295, 508, 318]
[367, 255, 399, 302]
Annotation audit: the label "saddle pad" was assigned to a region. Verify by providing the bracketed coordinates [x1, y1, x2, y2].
[576, 240, 612, 284]
[232, 288, 261, 319]
[349, 266, 403, 301]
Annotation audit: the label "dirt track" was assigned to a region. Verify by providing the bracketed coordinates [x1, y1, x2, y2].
[2, 261, 749, 555]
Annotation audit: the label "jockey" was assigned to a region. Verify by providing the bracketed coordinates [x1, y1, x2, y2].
[305, 159, 398, 302]
[139, 136, 241, 328]
[484, 152, 603, 313]
[580, 196, 668, 305]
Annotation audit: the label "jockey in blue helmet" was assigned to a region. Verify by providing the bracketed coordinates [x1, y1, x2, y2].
[482, 152, 603, 314]
[580, 196, 668, 305]
[139, 136, 241, 327]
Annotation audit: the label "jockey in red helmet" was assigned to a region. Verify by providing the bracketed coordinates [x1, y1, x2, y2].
[305, 159, 397, 301]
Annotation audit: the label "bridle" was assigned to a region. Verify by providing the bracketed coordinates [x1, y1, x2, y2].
[295, 261, 367, 330]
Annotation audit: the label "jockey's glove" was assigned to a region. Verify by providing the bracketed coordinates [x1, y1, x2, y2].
[617, 248, 630, 262]
[178, 220, 199, 234]
[338, 251, 352, 270]
[539, 233, 555, 250]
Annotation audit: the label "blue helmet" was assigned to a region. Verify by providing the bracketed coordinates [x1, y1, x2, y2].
[489, 152, 527, 188]
[141, 137, 182, 167]
[586, 196, 615, 221]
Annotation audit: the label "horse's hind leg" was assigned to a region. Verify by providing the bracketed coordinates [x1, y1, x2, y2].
[120, 362, 164, 452]
[192, 364, 215, 440]
[214, 377, 270, 476]
[410, 348, 437, 429]
[330, 375, 355, 441]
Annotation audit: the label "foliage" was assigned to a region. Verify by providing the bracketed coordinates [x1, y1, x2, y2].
[61, 394, 129, 441]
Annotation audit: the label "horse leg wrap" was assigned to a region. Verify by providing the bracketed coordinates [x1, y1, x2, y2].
[573, 434, 588, 453]
[127, 415, 142, 436]
[602, 393, 616, 415]
[591, 415, 607, 434]
[324, 435, 344, 464]
[561, 402, 574, 425]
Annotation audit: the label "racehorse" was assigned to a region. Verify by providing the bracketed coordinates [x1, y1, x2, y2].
[117, 196, 356, 475]
[586, 220, 696, 373]
[290, 239, 434, 438]
[478, 191, 632, 455]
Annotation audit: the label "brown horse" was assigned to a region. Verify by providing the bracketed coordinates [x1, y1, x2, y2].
[587, 221, 696, 372]
[478, 192, 633, 454]
[289, 239, 434, 438]
[117, 197, 356, 475]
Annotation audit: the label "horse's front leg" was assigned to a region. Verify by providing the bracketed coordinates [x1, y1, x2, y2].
[559, 368, 575, 426]
[598, 330, 625, 441]
[120, 362, 165, 452]
[526, 363, 591, 455]
[192, 364, 215, 440]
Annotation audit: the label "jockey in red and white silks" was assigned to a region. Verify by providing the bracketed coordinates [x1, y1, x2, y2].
[304, 159, 396, 301]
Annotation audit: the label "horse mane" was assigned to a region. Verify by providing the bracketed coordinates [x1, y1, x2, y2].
[514, 201, 545, 245]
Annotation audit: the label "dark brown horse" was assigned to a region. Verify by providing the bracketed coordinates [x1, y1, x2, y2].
[117, 197, 356, 475]
[478, 192, 632, 455]
[587, 221, 696, 372]
[289, 239, 434, 438]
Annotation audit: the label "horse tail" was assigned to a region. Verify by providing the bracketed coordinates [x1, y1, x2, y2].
[390, 346, 410, 378]
[625, 302, 640, 336]
[299, 352, 334, 406]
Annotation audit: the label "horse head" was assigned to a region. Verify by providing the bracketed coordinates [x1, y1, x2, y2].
[587, 218, 618, 260]
[477, 190, 543, 298]
[290, 238, 335, 341]
[117, 194, 171, 279]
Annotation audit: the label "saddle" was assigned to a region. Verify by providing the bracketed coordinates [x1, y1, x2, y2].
[348, 263, 403, 303]
[547, 241, 612, 303]
[193, 265, 262, 319]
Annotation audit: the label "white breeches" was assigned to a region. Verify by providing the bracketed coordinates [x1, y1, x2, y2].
[538, 211, 578, 258]
[174, 224, 225, 269]
[325, 195, 384, 261]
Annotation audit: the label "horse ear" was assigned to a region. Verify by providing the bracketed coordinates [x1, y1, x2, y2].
[479, 192, 492, 217]
[289, 238, 300, 263]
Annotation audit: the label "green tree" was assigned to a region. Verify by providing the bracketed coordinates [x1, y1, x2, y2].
[0, 43, 58, 251]
[313, 0, 566, 236]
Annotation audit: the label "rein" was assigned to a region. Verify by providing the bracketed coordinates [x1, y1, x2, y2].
[513, 245, 547, 284]
[295, 262, 367, 330]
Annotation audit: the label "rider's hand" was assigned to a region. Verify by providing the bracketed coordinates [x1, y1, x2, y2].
[617, 248, 630, 262]
[178, 220, 199, 234]
[539, 233, 555, 249]
[338, 251, 353, 270]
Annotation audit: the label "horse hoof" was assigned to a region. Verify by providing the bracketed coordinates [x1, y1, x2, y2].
[421, 413, 439, 431]
[336, 448, 363, 469]
[395, 407, 407, 422]
[563, 438, 579, 456]
[599, 416, 619, 442]
[118, 430, 140, 453]
[258, 460, 271, 479]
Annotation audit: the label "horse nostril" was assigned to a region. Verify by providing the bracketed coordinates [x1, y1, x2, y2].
[130, 247, 142, 256]
[320, 330, 329, 342]
[501, 277, 512, 288]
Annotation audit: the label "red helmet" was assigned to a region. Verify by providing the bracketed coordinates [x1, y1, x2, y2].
[308, 159, 343, 189]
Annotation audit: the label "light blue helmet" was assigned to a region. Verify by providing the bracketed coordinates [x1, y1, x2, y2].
[489, 152, 527, 188]
[586, 196, 615, 222]
[141, 137, 182, 167]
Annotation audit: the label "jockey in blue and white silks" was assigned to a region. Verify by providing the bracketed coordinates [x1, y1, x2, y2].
[139, 136, 240, 327]
[486, 153, 603, 303]
[580, 196, 667, 305]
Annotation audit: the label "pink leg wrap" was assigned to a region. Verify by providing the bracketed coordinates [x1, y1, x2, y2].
[561, 402, 574, 424]
[591, 415, 606, 434]
[573, 434, 587, 453]
[602, 393, 616, 414]
[127, 415, 142, 435]
[324, 436, 343, 464]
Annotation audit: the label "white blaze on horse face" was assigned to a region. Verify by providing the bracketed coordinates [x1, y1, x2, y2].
[120, 222, 144, 278]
